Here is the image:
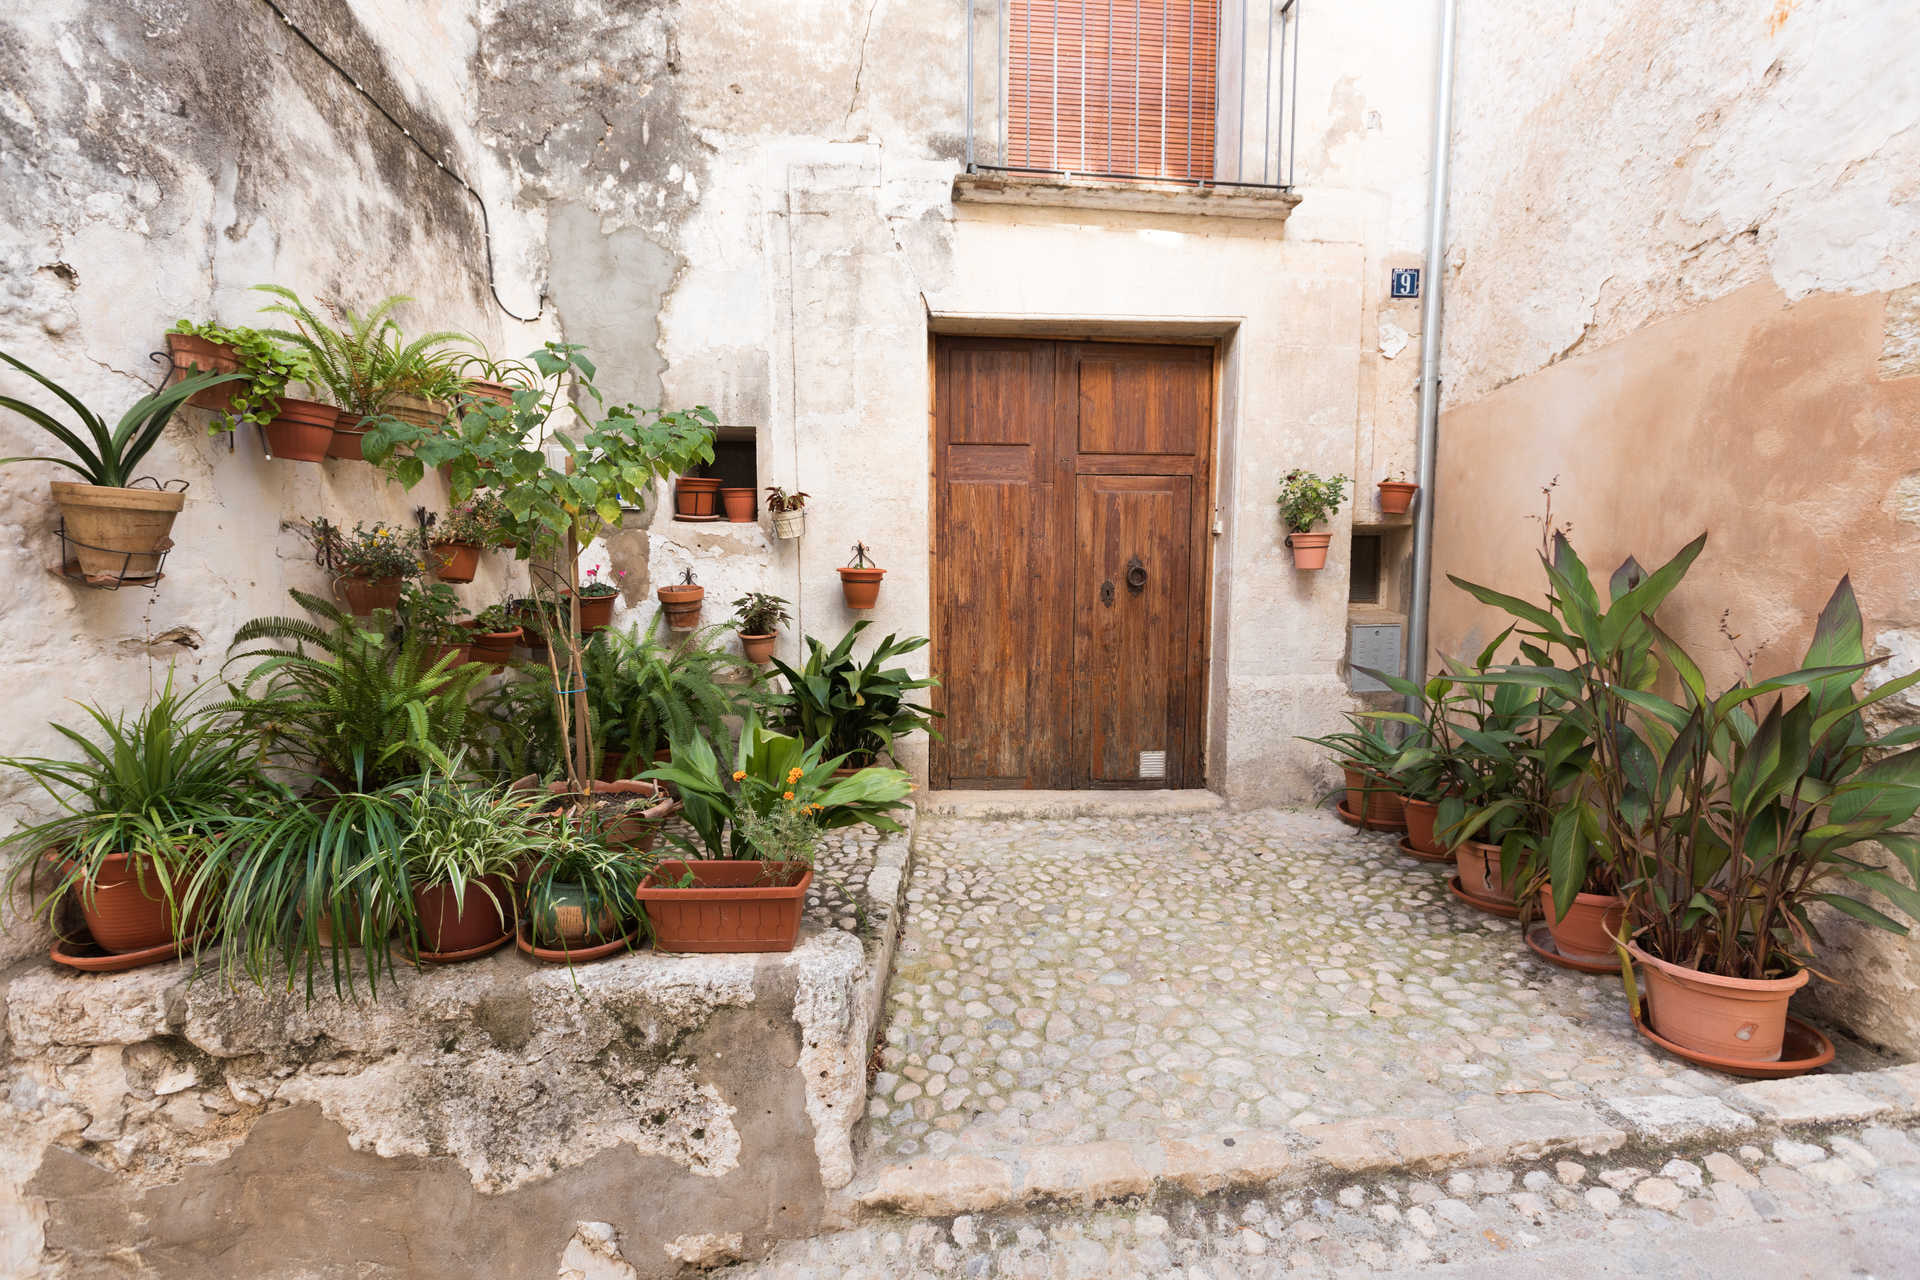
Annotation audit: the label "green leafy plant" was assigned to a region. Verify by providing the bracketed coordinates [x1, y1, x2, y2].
[1275, 469, 1350, 533]
[732, 592, 790, 636]
[386, 774, 531, 959]
[167, 320, 312, 432]
[0, 671, 268, 943]
[471, 599, 520, 635]
[522, 816, 651, 948]
[578, 564, 621, 598]
[645, 715, 912, 861]
[769, 622, 939, 767]
[401, 581, 473, 645]
[220, 589, 488, 789]
[303, 518, 426, 581]
[0, 350, 241, 487]
[433, 496, 503, 547]
[255, 286, 460, 415]
[764, 486, 808, 512]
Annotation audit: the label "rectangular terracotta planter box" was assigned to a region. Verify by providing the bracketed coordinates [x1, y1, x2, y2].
[637, 860, 811, 954]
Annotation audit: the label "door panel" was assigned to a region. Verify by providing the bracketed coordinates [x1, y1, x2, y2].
[1073, 343, 1211, 457]
[1073, 474, 1192, 787]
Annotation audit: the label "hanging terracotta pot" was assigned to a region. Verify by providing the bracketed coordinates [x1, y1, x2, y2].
[739, 632, 776, 664]
[334, 574, 405, 616]
[431, 541, 482, 584]
[839, 567, 885, 609]
[657, 582, 705, 630]
[164, 334, 245, 411]
[1287, 532, 1332, 570]
[463, 379, 516, 408]
[1538, 887, 1625, 966]
[49, 482, 184, 582]
[577, 593, 616, 632]
[465, 622, 523, 664]
[326, 412, 372, 461]
[771, 508, 805, 539]
[1377, 481, 1418, 516]
[262, 398, 338, 462]
[720, 487, 755, 522]
[674, 477, 723, 518]
[1626, 937, 1808, 1064]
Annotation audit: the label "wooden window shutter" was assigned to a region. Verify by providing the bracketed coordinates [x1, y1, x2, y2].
[1006, 0, 1220, 181]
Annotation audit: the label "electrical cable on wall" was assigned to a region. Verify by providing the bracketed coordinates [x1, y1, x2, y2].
[256, 0, 544, 324]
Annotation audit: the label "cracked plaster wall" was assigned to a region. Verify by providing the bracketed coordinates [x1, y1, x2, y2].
[1430, 0, 1920, 1052]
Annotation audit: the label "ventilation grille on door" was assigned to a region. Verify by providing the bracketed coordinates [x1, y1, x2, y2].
[1138, 750, 1167, 780]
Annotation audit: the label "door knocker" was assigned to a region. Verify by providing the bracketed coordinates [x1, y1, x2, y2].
[1125, 555, 1148, 595]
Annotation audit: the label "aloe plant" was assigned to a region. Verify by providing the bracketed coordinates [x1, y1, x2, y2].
[0, 350, 240, 487]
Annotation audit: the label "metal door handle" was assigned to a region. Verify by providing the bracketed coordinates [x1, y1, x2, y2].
[1125, 555, 1147, 594]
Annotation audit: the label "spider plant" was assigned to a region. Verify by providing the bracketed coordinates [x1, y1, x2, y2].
[253, 286, 460, 415]
[522, 816, 652, 949]
[219, 589, 488, 790]
[0, 350, 241, 487]
[0, 669, 266, 943]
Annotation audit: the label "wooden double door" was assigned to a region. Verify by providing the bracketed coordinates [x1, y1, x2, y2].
[931, 337, 1214, 789]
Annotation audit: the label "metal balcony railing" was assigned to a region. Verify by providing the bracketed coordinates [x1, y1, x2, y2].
[964, 0, 1300, 190]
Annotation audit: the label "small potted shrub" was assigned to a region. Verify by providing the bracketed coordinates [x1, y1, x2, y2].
[765, 486, 808, 539]
[769, 622, 939, 770]
[731, 591, 790, 664]
[721, 485, 755, 523]
[519, 819, 651, 962]
[674, 471, 723, 519]
[0, 673, 257, 967]
[429, 499, 494, 583]
[577, 564, 621, 632]
[305, 518, 424, 616]
[1377, 469, 1419, 516]
[0, 351, 241, 583]
[401, 581, 477, 669]
[1276, 469, 1349, 570]
[465, 600, 525, 666]
[397, 778, 525, 962]
[639, 718, 911, 953]
[1297, 717, 1404, 828]
[838, 541, 885, 609]
[657, 568, 705, 631]
[166, 321, 310, 432]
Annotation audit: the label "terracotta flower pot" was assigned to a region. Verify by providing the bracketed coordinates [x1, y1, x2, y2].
[412, 875, 513, 954]
[464, 379, 516, 408]
[1377, 481, 1418, 515]
[577, 593, 616, 632]
[637, 860, 813, 954]
[49, 482, 184, 582]
[432, 541, 482, 584]
[262, 398, 338, 462]
[1340, 765, 1401, 826]
[739, 631, 776, 664]
[1539, 887, 1625, 966]
[657, 584, 705, 631]
[327, 413, 372, 461]
[674, 477, 723, 518]
[334, 574, 405, 616]
[771, 508, 805, 539]
[165, 333, 245, 411]
[1403, 797, 1445, 854]
[64, 852, 196, 954]
[1455, 840, 1513, 903]
[1626, 937, 1809, 1063]
[543, 778, 676, 850]
[839, 567, 885, 609]
[720, 487, 755, 522]
[465, 623, 522, 664]
[1287, 532, 1333, 570]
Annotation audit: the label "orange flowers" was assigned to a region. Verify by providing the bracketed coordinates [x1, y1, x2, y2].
[786, 767, 803, 783]
[782, 790, 795, 800]
[732, 770, 747, 781]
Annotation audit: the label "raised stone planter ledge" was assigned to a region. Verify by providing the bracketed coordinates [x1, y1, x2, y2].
[0, 817, 912, 1277]
[844, 1063, 1920, 1220]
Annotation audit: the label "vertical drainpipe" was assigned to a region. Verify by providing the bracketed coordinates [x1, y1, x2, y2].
[1403, 0, 1460, 711]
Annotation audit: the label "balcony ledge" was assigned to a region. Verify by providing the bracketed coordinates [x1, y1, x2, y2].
[953, 171, 1301, 221]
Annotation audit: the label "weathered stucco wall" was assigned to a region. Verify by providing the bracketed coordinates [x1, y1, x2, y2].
[1432, 0, 1920, 1051]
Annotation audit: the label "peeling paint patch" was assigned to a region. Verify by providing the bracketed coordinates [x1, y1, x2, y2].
[1880, 285, 1920, 380]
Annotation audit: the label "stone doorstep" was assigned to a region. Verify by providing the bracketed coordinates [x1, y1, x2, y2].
[916, 790, 1228, 820]
[837, 1062, 1920, 1223]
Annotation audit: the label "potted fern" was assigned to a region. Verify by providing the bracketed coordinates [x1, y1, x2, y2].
[1276, 469, 1349, 570]
[1, 350, 240, 583]
[732, 591, 790, 664]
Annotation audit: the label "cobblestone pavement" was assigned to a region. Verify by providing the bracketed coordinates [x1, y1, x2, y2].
[864, 809, 1889, 1167]
[722, 1121, 1920, 1277]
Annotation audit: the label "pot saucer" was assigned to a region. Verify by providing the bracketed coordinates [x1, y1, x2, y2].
[515, 921, 639, 964]
[671, 514, 721, 523]
[51, 928, 210, 973]
[1630, 1009, 1835, 1079]
[1335, 800, 1406, 833]
[1447, 874, 1519, 919]
[1524, 922, 1619, 974]
[403, 931, 515, 965]
[1396, 834, 1451, 864]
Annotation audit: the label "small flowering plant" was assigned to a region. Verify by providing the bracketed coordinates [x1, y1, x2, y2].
[644, 715, 912, 863]
[578, 564, 621, 598]
[305, 518, 424, 581]
[434, 496, 504, 547]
